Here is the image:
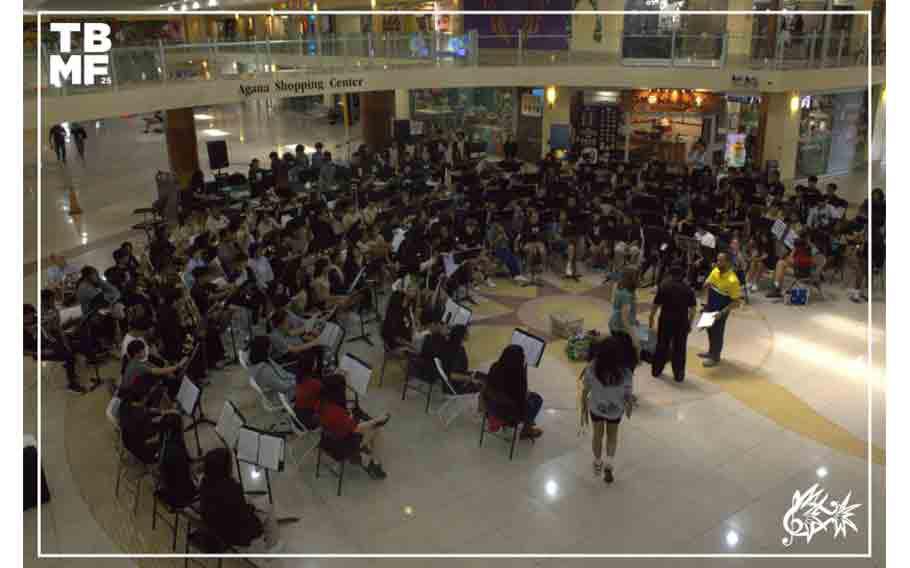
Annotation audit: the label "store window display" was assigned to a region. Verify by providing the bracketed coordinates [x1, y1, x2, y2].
[412, 88, 516, 155]
[796, 91, 866, 178]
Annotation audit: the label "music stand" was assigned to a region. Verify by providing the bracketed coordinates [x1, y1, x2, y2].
[176, 353, 215, 457]
[235, 426, 286, 505]
[345, 267, 374, 346]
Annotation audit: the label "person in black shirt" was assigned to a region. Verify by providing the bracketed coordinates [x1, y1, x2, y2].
[24, 296, 85, 393]
[648, 266, 697, 383]
[199, 447, 282, 553]
[190, 267, 229, 368]
[521, 209, 547, 270]
[149, 225, 176, 273]
[49, 124, 67, 163]
[503, 134, 518, 162]
[310, 209, 337, 251]
[118, 380, 177, 464]
[156, 413, 199, 509]
[438, 324, 482, 394]
[71, 122, 88, 162]
[105, 248, 137, 295]
[585, 212, 610, 269]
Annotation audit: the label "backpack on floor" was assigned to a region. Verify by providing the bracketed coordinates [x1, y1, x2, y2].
[787, 287, 809, 306]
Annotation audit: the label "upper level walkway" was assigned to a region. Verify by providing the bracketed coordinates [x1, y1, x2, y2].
[25, 30, 885, 125]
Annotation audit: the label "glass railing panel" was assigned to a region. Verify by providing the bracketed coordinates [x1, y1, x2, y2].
[672, 33, 724, 66]
[621, 33, 673, 61]
[35, 28, 882, 98]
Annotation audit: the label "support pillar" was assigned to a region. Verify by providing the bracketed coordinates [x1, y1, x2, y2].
[726, 0, 753, 66]
[165, 107, 200, 189]
[394, 89, 411, 120]
[760, 91, 801, 185]
[361, 91, 395, 152]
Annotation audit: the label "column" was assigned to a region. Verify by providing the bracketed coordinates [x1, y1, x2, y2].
[725, 0, 753, 66]
[760, 91, 801, 185]
[165, 107, 200, 188]
[394, 89, 411, 120]
[571, 0, 623, 57]
[361, 91, 395, 152]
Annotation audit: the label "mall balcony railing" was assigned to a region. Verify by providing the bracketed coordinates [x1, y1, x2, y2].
[25, 28, 882, 98]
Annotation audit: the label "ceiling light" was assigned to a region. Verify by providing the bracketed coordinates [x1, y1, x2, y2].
[168, 5, 175, 11]
[192, 1, 200, 9]
[725, 530, 740, 548]
[181, 3, 188, 10]
[544, 480, 558, 497]
[816, 466, 829, 478]
[202, 128, 231, 137]
[208, 0, 218, 5]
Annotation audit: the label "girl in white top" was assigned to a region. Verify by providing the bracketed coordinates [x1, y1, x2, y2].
[578, 336, 637, 484]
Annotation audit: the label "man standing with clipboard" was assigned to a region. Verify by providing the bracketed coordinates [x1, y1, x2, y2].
[699, 253, 742, 368]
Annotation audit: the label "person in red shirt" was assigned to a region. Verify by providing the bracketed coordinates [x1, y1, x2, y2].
[318, 386, 390, 480]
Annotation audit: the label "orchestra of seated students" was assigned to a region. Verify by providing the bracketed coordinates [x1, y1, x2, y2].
[29, 134, 884, 540]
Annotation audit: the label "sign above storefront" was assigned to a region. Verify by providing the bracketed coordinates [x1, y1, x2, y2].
[623, 89, 721, 114]
[237, 77, 366, 98]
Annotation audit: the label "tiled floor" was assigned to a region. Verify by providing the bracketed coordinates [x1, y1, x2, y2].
[24, 102, 885, 567]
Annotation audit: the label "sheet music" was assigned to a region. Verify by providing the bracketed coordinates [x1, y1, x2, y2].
[696, 311, 718, 329]
[236, 427, 260, 465]
[783, 229, 797, 250]
[771, 219, 787, 240]
[444, 298, 472, 327]
[443, 254, 459, 278]
[176, 378, 200, 416]
[340, 353, 372, 396]
[58, 305, 83, 325]
[347, 267, 367, 294]
[215, 402, 245, 449]
[317, 321, 342, 351]
[258, 434, 285, 471]
[510, 329, 546, 368]
[391, 229, 407, 253]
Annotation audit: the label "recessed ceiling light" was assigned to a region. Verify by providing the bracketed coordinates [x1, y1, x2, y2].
[208, 0, 218, 5]
[181, 3, 188, 10]
[202, 128, 231, 137]
[725, 530, 740, 547]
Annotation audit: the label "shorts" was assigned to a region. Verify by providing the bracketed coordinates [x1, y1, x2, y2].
[590, 412, 622, 425]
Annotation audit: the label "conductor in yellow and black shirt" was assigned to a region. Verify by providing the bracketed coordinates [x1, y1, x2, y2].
[699, 253, 742, 368]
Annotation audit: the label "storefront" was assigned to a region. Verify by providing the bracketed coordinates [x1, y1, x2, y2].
[795, 90, 867, 178]
[622, 0, 728, 63]
[621, 89, 723, 164]
[411, 87, 517, 153]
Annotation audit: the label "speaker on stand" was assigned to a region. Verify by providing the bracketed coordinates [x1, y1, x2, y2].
[206, 140, 230, 188]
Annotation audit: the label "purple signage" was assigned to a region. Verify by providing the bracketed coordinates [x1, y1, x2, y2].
[463, 0, 571, 51]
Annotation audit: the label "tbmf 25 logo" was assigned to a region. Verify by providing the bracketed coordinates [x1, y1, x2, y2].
[48, 23, 112, 86]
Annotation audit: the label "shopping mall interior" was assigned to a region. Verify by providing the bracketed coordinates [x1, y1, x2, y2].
[23, 1, 885, 566]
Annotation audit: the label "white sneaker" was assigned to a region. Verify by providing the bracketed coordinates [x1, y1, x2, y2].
[749, 283, 758, 292]
[514, 275, 529, 283]
[485, 278, 497, 288]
